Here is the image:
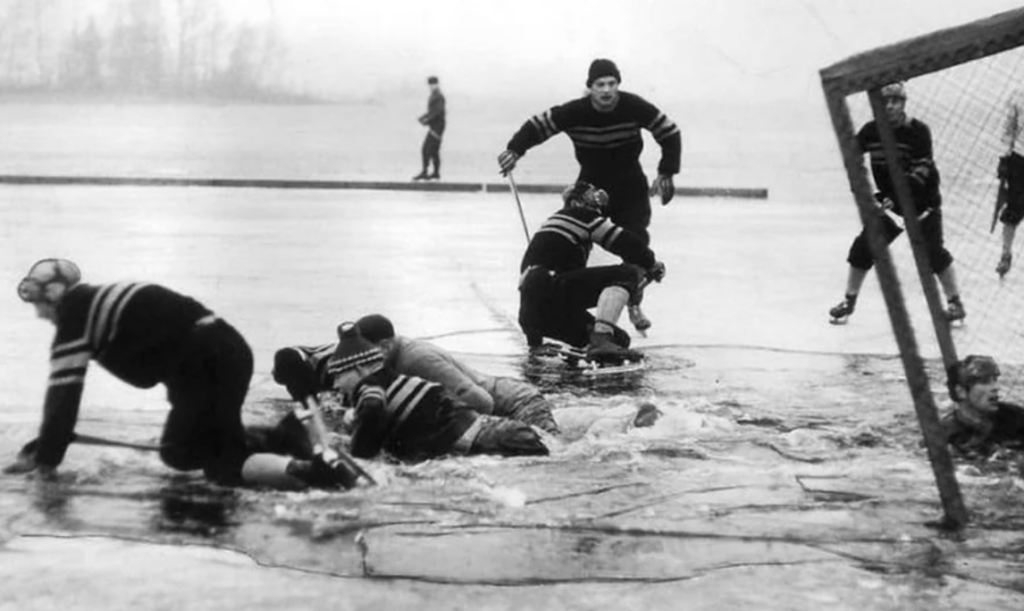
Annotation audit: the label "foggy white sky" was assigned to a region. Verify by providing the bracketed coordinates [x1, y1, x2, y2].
[215, 0, 1024, 104]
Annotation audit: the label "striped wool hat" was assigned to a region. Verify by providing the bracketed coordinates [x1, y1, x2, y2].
[330, 321, 385, 375]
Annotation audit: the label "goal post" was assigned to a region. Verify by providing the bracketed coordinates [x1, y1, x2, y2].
[819, 7, 1024, 529]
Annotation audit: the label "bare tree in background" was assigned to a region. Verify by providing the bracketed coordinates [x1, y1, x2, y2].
[1, 0, 294, 100]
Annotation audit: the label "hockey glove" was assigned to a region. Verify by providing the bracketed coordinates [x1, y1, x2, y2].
[998, 155, 1011, 180]
[647, 261, 667, 283]
[650, 174, 675, 205]
[497, 150, 520, 176]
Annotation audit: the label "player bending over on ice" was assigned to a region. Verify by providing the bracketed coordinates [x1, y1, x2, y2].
[828, 81, 965, 325]
[943, 355, 1024, 460]
[329, 323, 549, 461]
[518, 181, 665, 363]
[272, 313, 560, 435]
[4, 259, 357, 491]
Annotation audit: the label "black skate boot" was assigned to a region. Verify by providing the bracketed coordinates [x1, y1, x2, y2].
[997, 253, 1012, 278]
[828, 294, 857, 325]
[945, 296, 966, 325]
[585, 330, 643, 364]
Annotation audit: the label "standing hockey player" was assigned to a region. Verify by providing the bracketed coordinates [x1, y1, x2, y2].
[272, 313, 560, 435]
[4, 259, 357, 491]
[329, 322, 549, 461]
[497, 59, 680, 245]
[828, 82, 965, 325]
[518, 181, 665, 362]
[995, 91, 1023, 277]
[497, 58, 679, 330]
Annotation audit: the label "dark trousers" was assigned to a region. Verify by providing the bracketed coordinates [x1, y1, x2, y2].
[421, 133, 442, 175]
[846, 208, 953, 274]
[519, 264, 644, 348]
[160, 319, 254, 485]
[1001, 152, 1024, 226]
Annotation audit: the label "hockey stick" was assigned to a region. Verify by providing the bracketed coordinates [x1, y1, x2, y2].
[74, 433, 161, 452]
[507, 171, 531, 241]
[992, 104, 1019, 233]
[296, 395, 376, 486]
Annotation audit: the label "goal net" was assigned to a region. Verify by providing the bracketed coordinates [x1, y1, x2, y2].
[820, 7, 1024, 526]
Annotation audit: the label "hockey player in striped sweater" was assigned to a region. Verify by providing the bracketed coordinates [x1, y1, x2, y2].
[4, 259, 356, 491]
[273, 313, 560, 434]
[329, 322, 549, 462]
[519, 182, 665, 362]
[497, 58, 681, 246]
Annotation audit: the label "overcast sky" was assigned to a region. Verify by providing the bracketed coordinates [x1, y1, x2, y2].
[213, 0, 1024, 104]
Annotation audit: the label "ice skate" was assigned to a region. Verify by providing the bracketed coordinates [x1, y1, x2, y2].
[427, 172, 440, 181]
[585, 330, 643, 365]
[996, 253, 1012, 278]
[945, 297, 966, 325]
[828, 295, 856, 325]
[412, 171, 429, 181]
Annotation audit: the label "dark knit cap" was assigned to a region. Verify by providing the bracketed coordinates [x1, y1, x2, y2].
[331, 322, 385, 374]
[355, 314, 396, 343]
[427, 76, 439, 85]
[586, 59, 621, 87]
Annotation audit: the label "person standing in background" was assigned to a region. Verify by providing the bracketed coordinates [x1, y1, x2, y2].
[827, 82, 965, 325]
[413, 75, 446, 181]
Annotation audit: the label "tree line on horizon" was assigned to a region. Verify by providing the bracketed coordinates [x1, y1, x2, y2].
[0, 0, 299, 100]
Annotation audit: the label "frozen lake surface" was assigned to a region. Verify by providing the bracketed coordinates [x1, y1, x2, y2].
[1, 186, 1023, 610]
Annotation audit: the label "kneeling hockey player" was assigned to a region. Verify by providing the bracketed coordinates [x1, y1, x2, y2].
[518, 181, 665, 362]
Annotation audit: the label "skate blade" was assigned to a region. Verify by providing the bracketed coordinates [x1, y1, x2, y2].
[828, 316, 849, 326]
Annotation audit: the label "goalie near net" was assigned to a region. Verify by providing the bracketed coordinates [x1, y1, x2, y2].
[819, 7, 1024, 529]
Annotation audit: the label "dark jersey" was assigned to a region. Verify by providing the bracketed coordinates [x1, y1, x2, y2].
[520, 206, 656, 273]
[941, 401, 1024, 458]
[506, 91, 681, 182]
[349, 371, 476, 462]
[856, 118, 941, 213]
[420, 90, 446, 136]
[36, 282, 212, 466]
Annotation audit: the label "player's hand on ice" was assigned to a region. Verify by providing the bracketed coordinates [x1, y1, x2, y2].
[650, 174, 674, 205]
[497, 150, 519, 175]
[647, 261, 667, 283]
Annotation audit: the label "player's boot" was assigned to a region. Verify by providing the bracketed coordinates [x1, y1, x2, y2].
[585, 330, 643, 364]
[412, 171, 429, 181]
[828, 294, 857, 325]
[945, 296, 966, 324]
[996, 253, 1012, 277]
